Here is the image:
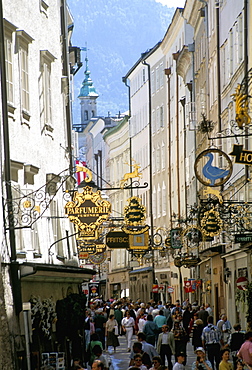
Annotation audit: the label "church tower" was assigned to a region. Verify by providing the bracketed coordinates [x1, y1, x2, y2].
[78, 56, 99, 131]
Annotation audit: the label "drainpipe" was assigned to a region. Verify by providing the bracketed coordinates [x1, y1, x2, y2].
[173, 52, 181, 221]
[165, 68, 172, 229]
[180, 97, 187, 217]
[0, 0, 22, 315]
[61, 0, 73, 174]
[98, 149, 102, 189]
[244, 0, 249, 181]
[142, 59, 155, 295]
[216, 6, 221, 133]
[122, 76, 133, 197]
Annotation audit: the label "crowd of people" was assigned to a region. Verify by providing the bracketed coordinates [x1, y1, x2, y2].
[72, 297, 252, 370]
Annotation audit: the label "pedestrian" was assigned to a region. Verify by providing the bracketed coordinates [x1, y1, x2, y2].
[158, 301, 164, 310]
[222, 316, 232, 346]
[157, 325, 175, 370]
[191, 347, 212, 370]
[84, 310, 91, 351]
[219, 348, 233, 370]
[201, 316, 223, 370]
[92, 345, 109, 370]
[122, 310, 135, 352]
[228, 324, 245, 368]
[86, 333, 103, 366]
[129, 342, 152, 369]
[235, 360, 244, 370]
[114, 305, 123, 335]
[133, 354, 148, 370]
[172, 320, 188, 364]
[152, 306, 160, 319]
[138, 312, 147, 333]
[163, 303, 173, 329]
[143, 314, 159, 346]
[237, 331, 252, 368]
[137, 332, 158, 360]
[105, 314, 120, 352]
[172, 352, 185, 370]
[189, 313, 199, 336]
[171, 301, 183, 316]
[154, 310, 168, 334]
[149, 356, 162, 370]
[183, 307, 193, 336]
[93, 310, 107, 349]
[72, 358, 85, 370]
[205, 304, 213, 317]
[91, 360, 104, 370]
[197, 307, 209, 328]
[192, 319, 204, 351]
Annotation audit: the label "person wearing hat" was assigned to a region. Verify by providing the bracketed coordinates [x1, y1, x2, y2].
[172, 352, 185, 370]
[191, 347, 212, 370]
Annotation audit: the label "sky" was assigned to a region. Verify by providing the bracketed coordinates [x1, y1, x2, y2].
[155, 0, 186, 6]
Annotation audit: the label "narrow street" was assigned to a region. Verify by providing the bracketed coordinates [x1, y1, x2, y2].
[106, 334, 196, 370]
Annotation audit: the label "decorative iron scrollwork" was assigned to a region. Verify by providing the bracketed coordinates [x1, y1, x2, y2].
[5, 169, 72, 230]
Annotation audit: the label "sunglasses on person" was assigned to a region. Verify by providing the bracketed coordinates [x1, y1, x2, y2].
[135, 359, 142, 362]
[153, 361, 159, 364]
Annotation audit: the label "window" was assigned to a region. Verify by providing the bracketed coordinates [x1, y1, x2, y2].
[152, 147, 156, 173]
[162, 182, 167, 216]
[85, 110, 88, 120]
[4, 20, 16, 106]
[156, 66, 160, 91]
[156, 107, 160, 131]
[160, 62, 164, 88]
[157, 184, 161, 217]
[160, 106, 164, 128]
[143, 68, 146, 83]
[40, 50, 55, 132]
[153, 187, 156, 219]
[151, 70, 155, 94]
[17, 30, 33, 121]
[156, 146, 161, 172]
[161, 142, 165, 170]
[152, 109, 156, 133]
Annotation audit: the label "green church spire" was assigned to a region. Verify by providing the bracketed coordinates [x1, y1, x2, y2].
[78, 56, 98, 98]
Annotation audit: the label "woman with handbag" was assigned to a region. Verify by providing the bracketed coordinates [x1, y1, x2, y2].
[105, 314, 120, 353]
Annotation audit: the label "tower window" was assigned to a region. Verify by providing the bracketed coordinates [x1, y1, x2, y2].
[84, 110, 88, 120]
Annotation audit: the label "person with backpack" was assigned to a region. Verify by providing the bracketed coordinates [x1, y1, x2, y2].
[201, 316, 224, 370]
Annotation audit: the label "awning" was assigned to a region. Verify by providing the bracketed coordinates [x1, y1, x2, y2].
[129, 266, 153, 274]
[20, 262, 95, 283]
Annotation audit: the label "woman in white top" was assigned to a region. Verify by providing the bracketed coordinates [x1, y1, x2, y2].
[121, 311, 135, 352]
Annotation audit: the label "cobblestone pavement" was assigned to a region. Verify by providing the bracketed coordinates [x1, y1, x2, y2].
[105, 334, 196, 370]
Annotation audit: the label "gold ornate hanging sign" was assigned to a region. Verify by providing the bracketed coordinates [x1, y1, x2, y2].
[65, 186, 111, 240]
[201, 208, 222, 237]
[122, 196, 149, 235]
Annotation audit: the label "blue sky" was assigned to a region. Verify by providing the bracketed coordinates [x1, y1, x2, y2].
[155, 0, 186, 6]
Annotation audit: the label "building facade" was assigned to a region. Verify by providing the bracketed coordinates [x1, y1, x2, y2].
[0, 0, 94, 366]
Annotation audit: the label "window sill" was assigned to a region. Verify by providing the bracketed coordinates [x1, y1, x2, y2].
[22, 110, 31, 128]
[7, 103, 16, 121]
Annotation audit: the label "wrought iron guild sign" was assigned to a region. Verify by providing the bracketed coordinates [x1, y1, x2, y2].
[120, 159, 142, 189]
[65, 186, 111, 240]
[122, 196, 149, 234]
[232, 69, 252, 128]
[194, 149, 233, 187]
